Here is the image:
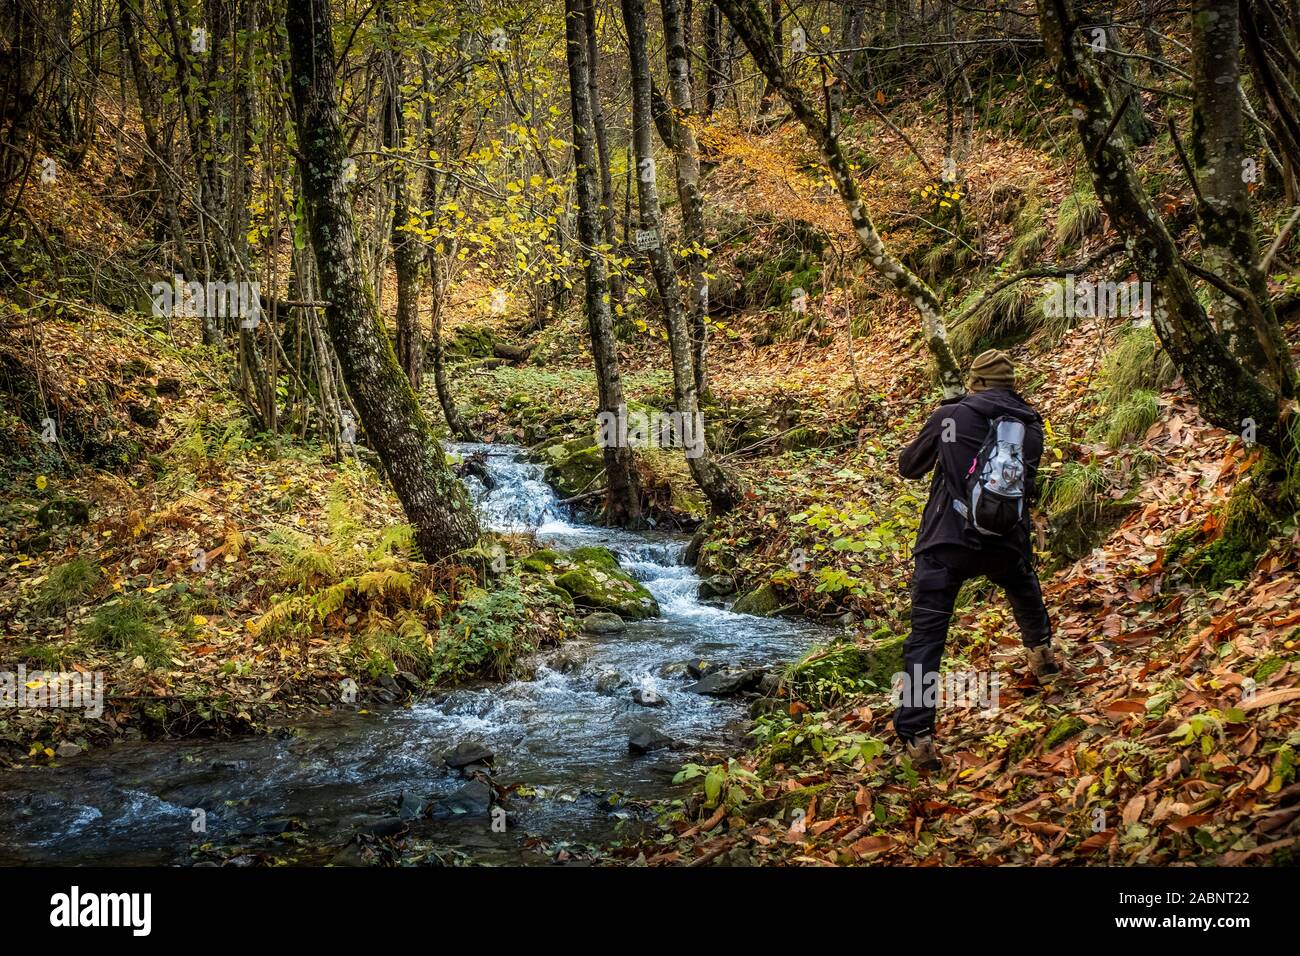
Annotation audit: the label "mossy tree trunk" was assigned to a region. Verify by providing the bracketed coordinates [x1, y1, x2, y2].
[428, 249, 478, 442]
[285, 0, 480, 560]
[624, 0, 742, 515]
[1189, 0, 1290, 396]
[1036, 0, 1297, 451]
[714, 0, 965, 398]
[565, 0, 643, 526]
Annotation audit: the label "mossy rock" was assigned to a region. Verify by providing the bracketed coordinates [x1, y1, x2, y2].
[520, 548, 563, 574]
[36, 496, 91, 529]
[541, 436, 605, 499]
[554, 546, 658, 620]
[1043, 714, 1086, 750]
[732, 582, 784, 616]
[784, 634, 905, 705]
[445, 324, 497, 358]
[541, 582, 575, 609]
[780, 424, 830, 452]
[1046, 500, 1139, 566]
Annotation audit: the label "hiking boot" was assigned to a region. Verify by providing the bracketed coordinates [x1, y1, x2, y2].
[903, 735, 941, 773]
[1027, 644, 1060, 682]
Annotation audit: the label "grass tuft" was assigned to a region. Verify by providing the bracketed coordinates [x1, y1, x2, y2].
[35, 556, 99, 614]
[1104, 390, 1160, 448]
[80, 596, 175, 667]
[1043, 460, 1107, 520]
[1055, 174, 1103, 251]
[1099, 326, 1176, 408]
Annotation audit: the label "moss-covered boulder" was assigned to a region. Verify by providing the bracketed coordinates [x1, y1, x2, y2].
[541, 436, 605, 499]
[520, 548, 563, 574]
[732, 582, 784, 617]
[780, 424, 830, 452]
[783, 633, 906, 708]
[554, 546, 658, 620]
[1172, 483, 1273, 588]
[1047, 499, 1139, 566]
[445, 324, 497, 358]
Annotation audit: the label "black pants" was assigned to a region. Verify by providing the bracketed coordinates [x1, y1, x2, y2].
[892, 543, 1052, 742]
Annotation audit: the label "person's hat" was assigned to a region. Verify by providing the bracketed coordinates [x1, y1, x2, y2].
[966, 349, 1016, 393]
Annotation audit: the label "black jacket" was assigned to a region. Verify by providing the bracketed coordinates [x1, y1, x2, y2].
[898, 388, 1044, 556]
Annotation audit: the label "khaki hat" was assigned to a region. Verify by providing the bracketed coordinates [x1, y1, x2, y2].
[966, 349, 1016, 392]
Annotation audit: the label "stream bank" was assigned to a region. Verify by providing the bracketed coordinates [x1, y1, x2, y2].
[0, 444, 821, 865]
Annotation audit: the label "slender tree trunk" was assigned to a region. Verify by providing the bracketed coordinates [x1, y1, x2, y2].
[120, 0, 196, 282]
[382, 23, 422, 389]
[1241, 0, 1300, 202]
[1103, 23, 1155, 147]
[429, 250, 478, 442]
[565, 0, 643, 526]
[715, 0, 964, 396]
[760, 0, 781, 109]
[285, 0, 480, 559]
[624, 0, 741, 514]
[583, 0, 623, 309]
[704, 2, 723, 116]
[661, 0, 711, 398]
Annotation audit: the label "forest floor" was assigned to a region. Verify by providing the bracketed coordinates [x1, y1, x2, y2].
[447, 113, 1300, 866]
[3, 98, 1299, 865]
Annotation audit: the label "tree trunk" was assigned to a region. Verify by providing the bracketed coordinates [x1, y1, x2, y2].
[624, 0, 741, 515]
[565, 0, 643, 526]
[583, 0, 623, 309]
[704, 2, 723, 116]
[383, 28, 422, 389]
[285, 0, 480, 560]
[429, 250, 478, 442]
[1036, 0, 1295, 450]
[1241, 0, 1300, 202]
[661, 0, 711, 398]
[393, 174, 424, 390]
[1190, 0, 1289, 394]
[715, 0, 964, 397]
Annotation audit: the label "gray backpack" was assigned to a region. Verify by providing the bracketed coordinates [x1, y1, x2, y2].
[953, 416, 1026, 536]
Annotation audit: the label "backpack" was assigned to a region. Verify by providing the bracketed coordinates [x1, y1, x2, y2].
[952, 415, 1027, 536]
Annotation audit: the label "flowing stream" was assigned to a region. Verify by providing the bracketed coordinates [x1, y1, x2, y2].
[0, 444, 819, 865]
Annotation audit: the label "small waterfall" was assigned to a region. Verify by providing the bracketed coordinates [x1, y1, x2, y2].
[450, 442, 571, 534]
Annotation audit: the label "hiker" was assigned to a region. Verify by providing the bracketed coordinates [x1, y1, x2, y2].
[893, 349, 1057, 772]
